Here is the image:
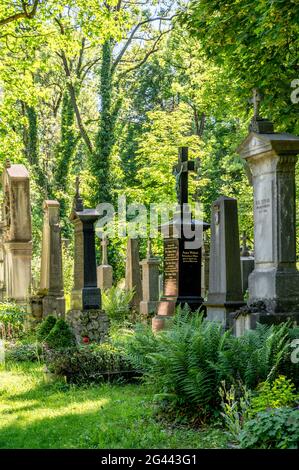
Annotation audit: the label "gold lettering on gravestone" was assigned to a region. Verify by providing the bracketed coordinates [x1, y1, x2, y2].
[164, 241, 178, 296]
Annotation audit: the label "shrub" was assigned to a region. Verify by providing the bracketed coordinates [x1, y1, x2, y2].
[44, 319, 76, 349]
[45, 343, 137, 385]
[102, 287, 134, 322]
[5, 342, 41, 362]
[249, 375, 299, 416]
[36, 316, 57, 342]
[0, 302, 26, 339]
[125, 311, 294, 424]
[239, 408, 299, 449]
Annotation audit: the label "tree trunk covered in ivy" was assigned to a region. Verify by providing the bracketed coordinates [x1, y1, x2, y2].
[22, 103, 48, 195]
[54, 91, 77, 191]
[92, 39, 122, 206]
[53, 91, 77, 225]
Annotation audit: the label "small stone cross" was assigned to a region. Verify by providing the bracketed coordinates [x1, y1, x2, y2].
[250, 88, 262, 119]
[101, 235, 109, 265]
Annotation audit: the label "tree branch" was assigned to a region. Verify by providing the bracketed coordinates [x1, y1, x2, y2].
[112, 14, 177, 72]
[60, 50, 94, 154]
[119, 28, 173, 77]
[0, 0, 40, 27]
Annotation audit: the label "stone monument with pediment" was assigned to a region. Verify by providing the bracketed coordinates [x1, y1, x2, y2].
[1, 161, 32, 303]
[236, 90, 299, 325]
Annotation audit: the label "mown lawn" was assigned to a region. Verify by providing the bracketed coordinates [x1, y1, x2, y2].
[0, 362, 228, 449]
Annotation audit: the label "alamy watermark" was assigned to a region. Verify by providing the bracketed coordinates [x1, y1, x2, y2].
[291, 339, 299, 364]
[95, 196, 204, 249]
[290, 79, 299, 104]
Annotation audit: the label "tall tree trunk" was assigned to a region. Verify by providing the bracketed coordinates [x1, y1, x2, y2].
[22, 102, 48, 196]
[54, 91, 77, 191]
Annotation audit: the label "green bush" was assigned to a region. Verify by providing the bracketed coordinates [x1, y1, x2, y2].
[102, 287, 134, 322]
[0, 302, 26, 339]
[36, 316, 57, 341]
[124, 310, 294, 424]
[5, 342, 41, 362]
[249, 375, 299, 416]
[44, 319, 76, 349]
[45, 343, 137, 385]
[239, 408, 299, 449]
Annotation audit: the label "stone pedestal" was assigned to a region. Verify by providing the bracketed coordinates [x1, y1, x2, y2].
[4, 241, 32, 302]
[67, 309, 110, 344]
[140, 242, 160, 317]
[125, 238, 142, 312]
[206, 197, 245, 328]
[2, 163, 32, 303]
[39, 200, 65, 317]
[238, 124, 299, 316]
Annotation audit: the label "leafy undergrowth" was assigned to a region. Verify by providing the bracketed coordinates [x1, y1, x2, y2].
[0, 362, 228, 449]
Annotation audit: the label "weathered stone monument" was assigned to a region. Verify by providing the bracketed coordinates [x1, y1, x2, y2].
[0, 217, 5, 300]
[236, 90, 299, 325]
[240, 231, 255, 296]
[125, 237, 142, 312]
[201, 234, 210, 299]
[1, 161, 32, 303]
[140, 240, 160, 318]
[39, 200, 65, 317]
[97, 235, 113, 290]
[68, 178, 109, 343]
[206, 196, 245, 328]
[152, 147, 209, 332]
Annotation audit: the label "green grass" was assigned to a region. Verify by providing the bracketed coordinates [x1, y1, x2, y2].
[0, 362, 228, 449]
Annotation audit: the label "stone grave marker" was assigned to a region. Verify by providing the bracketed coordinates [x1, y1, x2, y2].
[236, 92, 299, 326]
[140, 239, 160, 318]
[206, 196, 245, 328]
[125, 237, 142, 312]
[1, 161, 32, 303]
[67, 178, 109, 343]
[39, 200, 65, 317]
[152, 147, 209, 332]
[97, 235, 113, 290]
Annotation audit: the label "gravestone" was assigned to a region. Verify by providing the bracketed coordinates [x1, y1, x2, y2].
[1, 161, 32, 303]
[152, 147, 209, 332]
[206, 196, 245, 328]
[237, 92, 299, 325]
[39, 200, 65, 317]
[125, 238, 142, 312]
[201, 235, 210, 299]
[97, 235, 113, 290]
[0, 218, 5, 300]
[67, 178, 109, 343]
[240, 231, 254, 296]
[140, 240, 160, 318]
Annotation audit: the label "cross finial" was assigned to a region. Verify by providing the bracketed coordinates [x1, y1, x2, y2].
[248, 89, 274, 134]
[250, 88, 262, 119]
[101, 234, 108, 265]
[146, 239, 153, 258]
[241, 230, 250, 257]
[74, 176, 84, 212]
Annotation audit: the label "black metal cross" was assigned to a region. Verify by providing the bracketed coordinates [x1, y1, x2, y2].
[173, 147, 200, 205]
